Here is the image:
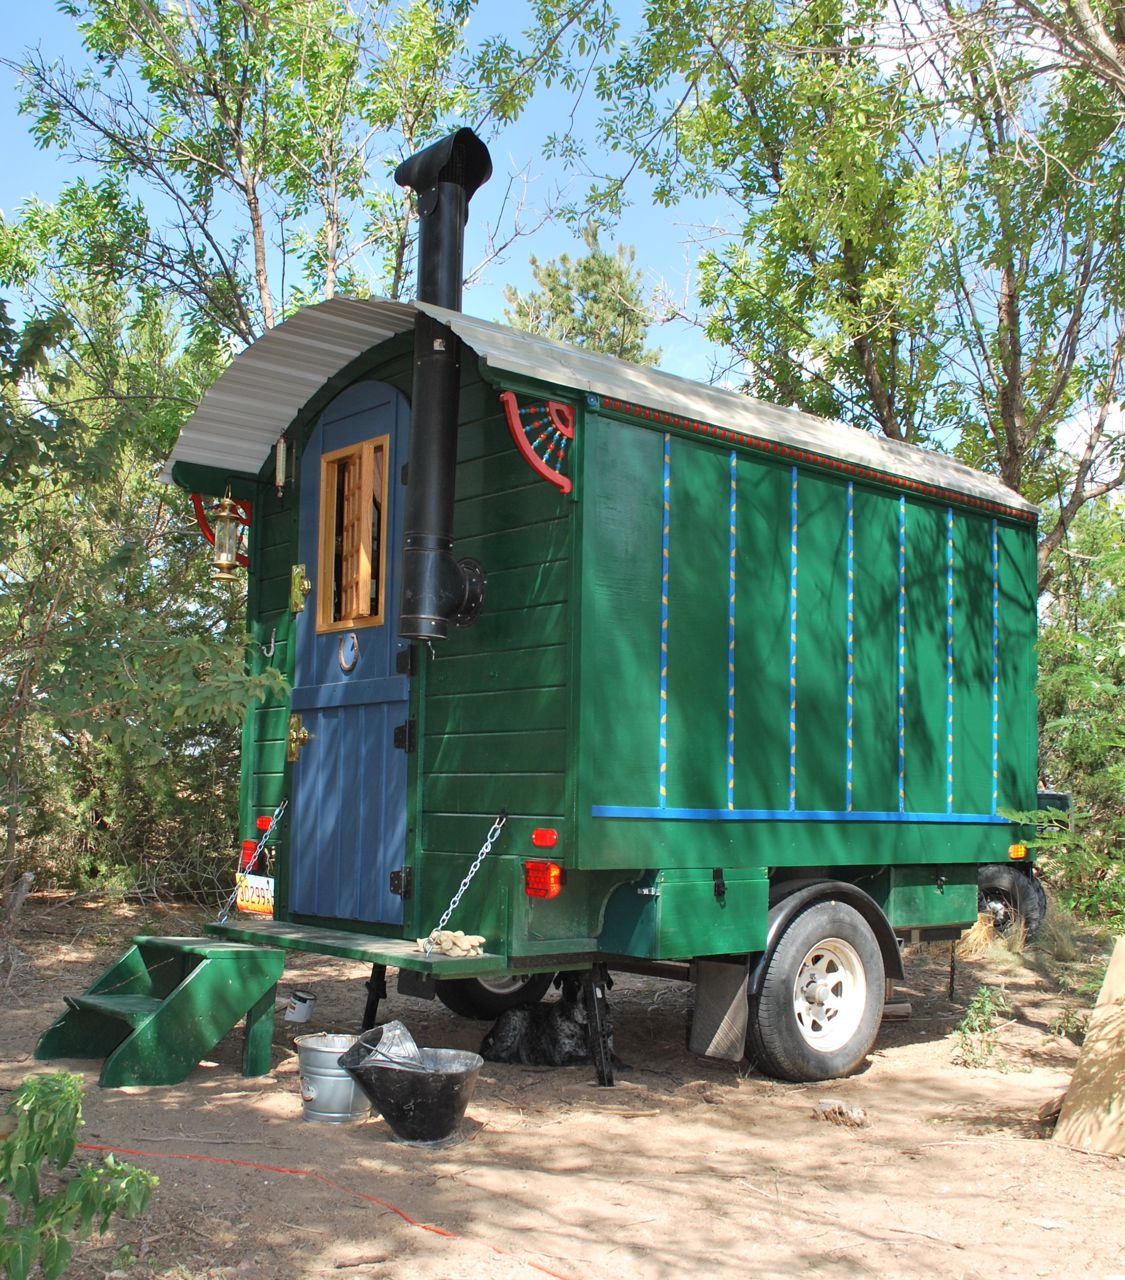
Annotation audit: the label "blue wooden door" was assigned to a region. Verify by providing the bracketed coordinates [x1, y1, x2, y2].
[289, 379, 410, 925]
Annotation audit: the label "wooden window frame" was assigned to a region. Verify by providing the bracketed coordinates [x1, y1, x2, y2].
[316, 435, 389, 634]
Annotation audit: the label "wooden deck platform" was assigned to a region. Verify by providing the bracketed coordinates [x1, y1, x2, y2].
[205, 919, 508, 976]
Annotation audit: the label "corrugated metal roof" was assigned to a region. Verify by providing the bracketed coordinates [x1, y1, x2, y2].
[163, 296, 1035, 515]
[160, 297, 416, 481]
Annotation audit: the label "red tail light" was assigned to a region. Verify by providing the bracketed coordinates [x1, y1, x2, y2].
[240, 839, 258, 870]
[524, 860, 565, 899]
[531, 828, 559, 848]
[256, 815, 273, 831]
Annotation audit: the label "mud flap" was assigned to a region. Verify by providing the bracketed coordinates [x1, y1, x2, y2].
[689, 959, 749, 1062]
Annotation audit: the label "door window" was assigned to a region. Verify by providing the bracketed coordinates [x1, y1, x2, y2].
[317, 435, 388, 632]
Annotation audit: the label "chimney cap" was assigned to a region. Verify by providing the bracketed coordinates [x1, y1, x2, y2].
[394, 128, 493, 202]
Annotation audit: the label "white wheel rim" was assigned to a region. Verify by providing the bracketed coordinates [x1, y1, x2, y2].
[791, 937, 867, 1054]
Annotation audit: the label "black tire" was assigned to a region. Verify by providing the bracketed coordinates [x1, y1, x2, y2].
[977, 864, 1047, 936]
[748, 900, 885, 1082]
[435, 972, 554, 1020]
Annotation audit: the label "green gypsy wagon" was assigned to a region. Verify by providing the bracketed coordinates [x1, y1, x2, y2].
[39, 131, 1043, 1087]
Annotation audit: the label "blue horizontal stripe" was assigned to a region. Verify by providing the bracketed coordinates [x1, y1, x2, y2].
[591, 805, 1009, 825]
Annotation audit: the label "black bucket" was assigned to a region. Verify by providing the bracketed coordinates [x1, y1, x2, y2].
[340, 1029, 483, 1147]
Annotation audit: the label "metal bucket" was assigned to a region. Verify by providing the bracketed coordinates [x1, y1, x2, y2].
[294, 1033, 370, 1123]
[341, 1029, 483, 1147]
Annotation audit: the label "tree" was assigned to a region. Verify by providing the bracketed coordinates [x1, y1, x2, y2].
[581, 0, 1125, 585]
[503, 223, 661, 363]
[12, 0, 474, 339]
[1036, 500, 1125, 925]
[9, 0, 621, 340]
[0, 264, 283, 902]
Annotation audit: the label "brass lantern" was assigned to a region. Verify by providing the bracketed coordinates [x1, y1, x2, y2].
[210, 491, 242, 583]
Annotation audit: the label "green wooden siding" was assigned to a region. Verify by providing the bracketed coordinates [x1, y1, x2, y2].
[666, 438, 729, 811]
[904, 501, 948, 814]
[794, 471, 849, 813]
[953, 513, 994, 815]
[734, 456, 791, 812]
[579, 417, 663, 813]
[241, 478, 296, 840]
[420, 373, 572, 846]
[579, 407, 1037, 873]
[997, 522, 1037, 812]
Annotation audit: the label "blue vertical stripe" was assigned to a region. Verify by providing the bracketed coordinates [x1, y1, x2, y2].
[727, 451, 738, 811]
[991, 519, 1000, 815]
[898, 496, 907, 814]
[846, 482, 855, 811]
[659, 435, 671, 808]
[789, 467, 799, 811]
[946, 507, 955, 814]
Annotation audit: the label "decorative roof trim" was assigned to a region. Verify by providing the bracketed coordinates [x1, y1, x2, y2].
[596, 396, 1036, 524]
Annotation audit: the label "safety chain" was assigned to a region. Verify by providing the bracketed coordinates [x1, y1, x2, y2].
[217, 797, 288, 924]
[423, 810, 507, 957]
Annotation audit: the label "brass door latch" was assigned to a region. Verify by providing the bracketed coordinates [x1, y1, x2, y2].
[287, 713, 310, 763]
[290, 564, 312, 613]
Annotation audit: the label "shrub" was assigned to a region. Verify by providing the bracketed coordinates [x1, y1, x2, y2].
[0, 1073, 156, 1279]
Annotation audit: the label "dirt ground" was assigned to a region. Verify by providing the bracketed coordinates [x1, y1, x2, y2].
[1, 898, 1123, 1280]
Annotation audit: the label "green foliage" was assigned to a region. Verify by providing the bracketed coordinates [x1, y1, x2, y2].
[953, 984, 1011, 1068]
[14, 0, 618, 332]
[583, 0, 1125, 570]
[1036, 502, 1125, 927]
[1046, 1006, 1089, 1044]
[504, 224, 661, 364]
[0, 289, 285, 901]
[0, 1073, 156, 1280]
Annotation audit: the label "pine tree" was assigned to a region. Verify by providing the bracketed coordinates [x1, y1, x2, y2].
[504, 225, 661, 366]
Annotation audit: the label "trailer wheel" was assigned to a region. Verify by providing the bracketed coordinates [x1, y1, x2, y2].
[977, 864, 1047, 937]
[748, 900, 885, 1082]
[435, 973, 554, 1020]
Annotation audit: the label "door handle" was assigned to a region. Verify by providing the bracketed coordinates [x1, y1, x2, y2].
[287, 713, 311, 763]
[290, 564, 312, 614]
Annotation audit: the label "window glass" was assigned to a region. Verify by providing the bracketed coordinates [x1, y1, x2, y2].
[317, 436, 388, 632]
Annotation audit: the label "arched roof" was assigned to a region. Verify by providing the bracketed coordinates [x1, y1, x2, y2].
[163, 296, 1035, 517]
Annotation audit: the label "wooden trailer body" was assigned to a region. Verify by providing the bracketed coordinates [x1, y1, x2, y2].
[166, 298, 1039, 982]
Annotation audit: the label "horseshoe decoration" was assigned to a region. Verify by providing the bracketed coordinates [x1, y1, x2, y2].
[338, 632, 360, 674]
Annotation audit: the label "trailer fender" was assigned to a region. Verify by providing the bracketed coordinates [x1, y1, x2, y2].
[747, 880, 903, 997]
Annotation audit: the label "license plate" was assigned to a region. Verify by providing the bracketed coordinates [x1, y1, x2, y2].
[235, 874, 274, 916]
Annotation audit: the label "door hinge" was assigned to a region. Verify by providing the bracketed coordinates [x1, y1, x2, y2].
[393, 719, 417, 753]
[395, 647, 416, 677]
[390, 867, 413, 899]
[290, 564, 312, 613]
[286, 712, 310, 763]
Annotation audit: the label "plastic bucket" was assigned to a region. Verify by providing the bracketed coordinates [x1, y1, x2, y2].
[341, 1030, 483, 1147]
[284, 990, 316, 1023]
[294, 1033, 370, 1123]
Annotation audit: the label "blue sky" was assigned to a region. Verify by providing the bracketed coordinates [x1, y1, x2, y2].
[0, 2, 735, 385]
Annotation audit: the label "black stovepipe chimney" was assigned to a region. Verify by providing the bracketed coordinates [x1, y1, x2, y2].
[394, 128, 492, 640]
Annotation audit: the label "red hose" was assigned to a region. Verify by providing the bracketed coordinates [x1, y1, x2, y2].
[79, 1143, 576, 1280]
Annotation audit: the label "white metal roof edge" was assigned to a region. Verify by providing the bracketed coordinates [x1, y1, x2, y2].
[162, 295, 1035, 517]
[160, 297, 416, 482]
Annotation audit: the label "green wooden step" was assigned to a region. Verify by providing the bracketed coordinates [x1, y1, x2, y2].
[63, 994, 162, 1026]
[37, 936, 285, 1087]
[132, 937, 274, 959]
